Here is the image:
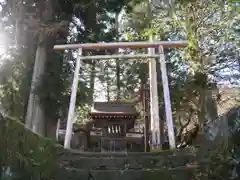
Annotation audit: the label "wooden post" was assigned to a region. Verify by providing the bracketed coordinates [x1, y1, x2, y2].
[148, 39, 161, 149]
[159, 46, 176, 149]
[143, 85, 150, 152]
[64, 48, 82, 149]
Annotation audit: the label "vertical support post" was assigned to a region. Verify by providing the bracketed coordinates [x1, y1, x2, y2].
[158, 46, 176, 149]
[101, 138, 103, 152]
[148, 38, 161, 149]
[143, 84, 150, 152]
[64, 48, 82, 149]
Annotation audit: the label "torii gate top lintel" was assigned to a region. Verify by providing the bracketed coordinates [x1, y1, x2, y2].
[54, 41, 187, 50]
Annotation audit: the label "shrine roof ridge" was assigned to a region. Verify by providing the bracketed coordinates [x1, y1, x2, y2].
[90, 101, 138, 116]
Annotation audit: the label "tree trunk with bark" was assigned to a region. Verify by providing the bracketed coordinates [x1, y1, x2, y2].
[89, 61, 96, 102]
[106, 62, 111, 101]
[115, 13, 121, 101]
[139, 62, 150, 152]
[156, 59, 165, 147]
[25, 31, 47, 134]
[25, 0, 53, 135]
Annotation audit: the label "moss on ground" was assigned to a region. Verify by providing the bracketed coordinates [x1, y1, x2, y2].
[0, 116, 64, 180]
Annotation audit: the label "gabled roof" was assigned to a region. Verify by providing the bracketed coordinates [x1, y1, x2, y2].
[90, 102, 138, 118]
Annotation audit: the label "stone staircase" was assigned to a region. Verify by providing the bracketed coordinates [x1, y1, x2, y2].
[55, 148, 200, 180]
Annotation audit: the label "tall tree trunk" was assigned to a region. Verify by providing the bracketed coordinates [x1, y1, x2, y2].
[116, 60, 120, 100]
[0, 114, 6, 178]
[89, 61, 96, 102]
[106, 61, 111, 101]
[13, 0, 24, 47]
[139, 62, 150, 152]
[197, 87, 207, 131]
[205, 89, 218, 121]
[156, 59, 165, 146]
[25, 0, 53, 135]
[238, 56, 240, 74]
[25, 32, 47, 134]
[23, 52, 36, 121]
[115, 13, 121, 100]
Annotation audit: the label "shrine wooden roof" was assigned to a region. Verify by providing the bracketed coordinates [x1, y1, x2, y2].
[90, 102, 138, 118]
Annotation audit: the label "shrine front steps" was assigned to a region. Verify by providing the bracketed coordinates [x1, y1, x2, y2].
[55, 166, 199, 180]
[55, 148, 202, 180]
[58, 148, 199, 170]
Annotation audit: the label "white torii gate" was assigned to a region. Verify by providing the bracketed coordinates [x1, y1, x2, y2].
[53, 41, 187, 150]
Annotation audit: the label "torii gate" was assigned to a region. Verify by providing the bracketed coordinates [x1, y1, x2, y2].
[54, 41, 187, 150]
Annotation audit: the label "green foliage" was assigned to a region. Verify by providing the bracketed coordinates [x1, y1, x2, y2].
[0, 54, 32, 121]
[75, 104, 91, 123]
[0, 116, 62, 180]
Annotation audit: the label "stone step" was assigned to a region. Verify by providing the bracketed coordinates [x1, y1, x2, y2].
[54, 166, 199, 180]
[58, 148, 198, 170]
[61, 147, 196, 157]
[60, 154, 197, 170]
